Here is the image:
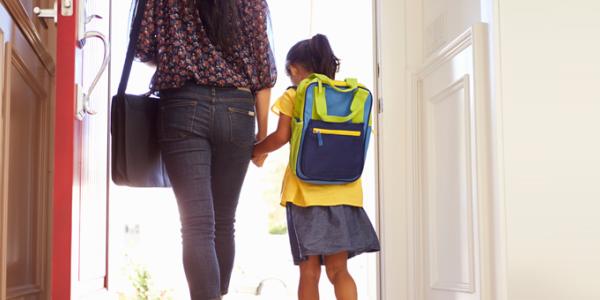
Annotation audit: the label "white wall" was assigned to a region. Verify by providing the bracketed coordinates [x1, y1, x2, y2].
[493, 0, 600, 299]
[376, 0, 409, 299]
[423, 0, 482, 54]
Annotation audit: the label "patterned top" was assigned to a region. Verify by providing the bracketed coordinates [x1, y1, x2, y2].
[135, 0, 277, 92]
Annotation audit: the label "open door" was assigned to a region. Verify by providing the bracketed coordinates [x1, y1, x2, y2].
[407, 22, 496, 300]
[52, 0, 111, 298]
[0, 0, 56, 298]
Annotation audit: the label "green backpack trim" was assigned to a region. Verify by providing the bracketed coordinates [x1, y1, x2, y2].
[289, 74, 373, 180]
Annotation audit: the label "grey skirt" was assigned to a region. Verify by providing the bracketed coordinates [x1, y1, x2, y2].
[286, 203, 381, 265]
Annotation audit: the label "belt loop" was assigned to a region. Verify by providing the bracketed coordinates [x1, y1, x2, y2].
[211, 87, 216, 103]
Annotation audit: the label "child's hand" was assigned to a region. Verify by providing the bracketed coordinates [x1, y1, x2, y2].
[252, 153, 268, 167]
[252, 145, 267, 167]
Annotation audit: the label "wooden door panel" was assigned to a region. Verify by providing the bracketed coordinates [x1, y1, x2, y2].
[15, 0, 32, 18]
[0, 0, 54, 299]
[7, 54, 39, 290]
[1, 0, 54, 73]
[13, 32, 50, 83]
[6, 48, 47, 300]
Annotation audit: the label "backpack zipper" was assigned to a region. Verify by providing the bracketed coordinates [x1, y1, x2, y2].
[312, 128, 362, 137]
[313, 128, 361, 147]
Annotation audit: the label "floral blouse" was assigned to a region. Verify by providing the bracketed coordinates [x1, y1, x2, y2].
[135, 0, 277, 92]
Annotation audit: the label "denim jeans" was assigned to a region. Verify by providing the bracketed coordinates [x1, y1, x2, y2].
[158, 83, 255, 300]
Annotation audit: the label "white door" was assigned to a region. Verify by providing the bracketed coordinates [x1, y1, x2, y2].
[411, 23, 495, 300]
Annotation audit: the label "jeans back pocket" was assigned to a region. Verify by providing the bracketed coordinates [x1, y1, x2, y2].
[227, 106, 255, 148]
[159, 100, 198, 141]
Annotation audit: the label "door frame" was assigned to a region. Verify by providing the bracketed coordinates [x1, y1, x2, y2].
[373, 0, 411, 299]
[48, 0, 509, 298]
[52, 0, 78, 298]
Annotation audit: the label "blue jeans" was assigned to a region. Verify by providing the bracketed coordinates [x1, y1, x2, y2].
[158, 83, 255, 300]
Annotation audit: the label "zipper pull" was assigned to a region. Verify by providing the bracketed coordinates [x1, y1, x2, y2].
[316, 130, 324, 146]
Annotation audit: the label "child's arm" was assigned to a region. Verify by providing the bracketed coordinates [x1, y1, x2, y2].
[254, 88, 271, 142]
[252, 114, 292, 159]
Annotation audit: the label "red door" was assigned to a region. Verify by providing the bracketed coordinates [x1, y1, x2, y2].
[53, 0, 111, 298]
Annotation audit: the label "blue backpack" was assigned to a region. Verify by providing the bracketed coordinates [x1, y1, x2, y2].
[289, 74, 373, 184]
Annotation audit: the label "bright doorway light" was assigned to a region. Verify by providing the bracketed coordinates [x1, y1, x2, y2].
[108, 1, 377, 299]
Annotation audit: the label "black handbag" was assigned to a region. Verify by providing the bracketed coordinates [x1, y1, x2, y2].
[111, 0, 171, 187]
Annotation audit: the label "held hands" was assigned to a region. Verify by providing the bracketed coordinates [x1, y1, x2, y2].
[252, 133, 267, 167]
[251, 113, 291, 168]
[252, 145, 267, 167]
[252, 152, 268, 167]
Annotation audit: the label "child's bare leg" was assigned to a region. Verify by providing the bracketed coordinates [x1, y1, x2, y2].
[299, 256, 321, 300]
[324, 252, 357, 300]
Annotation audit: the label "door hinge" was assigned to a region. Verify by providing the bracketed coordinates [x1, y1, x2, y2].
[62, 0, 73, 17]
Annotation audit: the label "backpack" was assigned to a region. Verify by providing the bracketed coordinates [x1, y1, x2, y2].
[289, 73, 373, 184]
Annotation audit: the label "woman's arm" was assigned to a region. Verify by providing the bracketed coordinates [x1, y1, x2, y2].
[253, 114, 292, 158]
[254, 88, 271, 141]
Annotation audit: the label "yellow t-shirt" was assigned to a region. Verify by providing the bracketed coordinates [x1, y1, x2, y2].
[271, 89, 363, 208]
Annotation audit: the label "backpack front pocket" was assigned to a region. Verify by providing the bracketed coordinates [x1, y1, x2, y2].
[312, 128, 362, 146]
[298, 120, 366, 182]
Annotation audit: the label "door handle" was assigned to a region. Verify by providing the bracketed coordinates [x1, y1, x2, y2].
[33, 0, 73, 28]
[33, 2, 57, 28]
[76, 31, 110, 120]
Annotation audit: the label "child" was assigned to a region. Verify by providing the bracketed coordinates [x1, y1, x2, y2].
[252, 34, 380, 300]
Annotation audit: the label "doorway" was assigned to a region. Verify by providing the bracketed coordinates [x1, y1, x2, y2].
[107, 0, 378, 299]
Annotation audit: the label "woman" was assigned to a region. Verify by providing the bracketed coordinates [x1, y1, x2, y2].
[134, 0, 277, 299]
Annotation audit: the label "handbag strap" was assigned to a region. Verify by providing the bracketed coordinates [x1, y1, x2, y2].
[117, 0, 149, 97]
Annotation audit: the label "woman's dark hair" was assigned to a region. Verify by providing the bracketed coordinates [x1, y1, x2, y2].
[286, 34, 340, 79]
[195, 0, 240, 52]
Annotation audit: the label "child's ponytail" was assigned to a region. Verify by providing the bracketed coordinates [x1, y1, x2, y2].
[287, 34, 340, 79]
[308, 34, 340, 79]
